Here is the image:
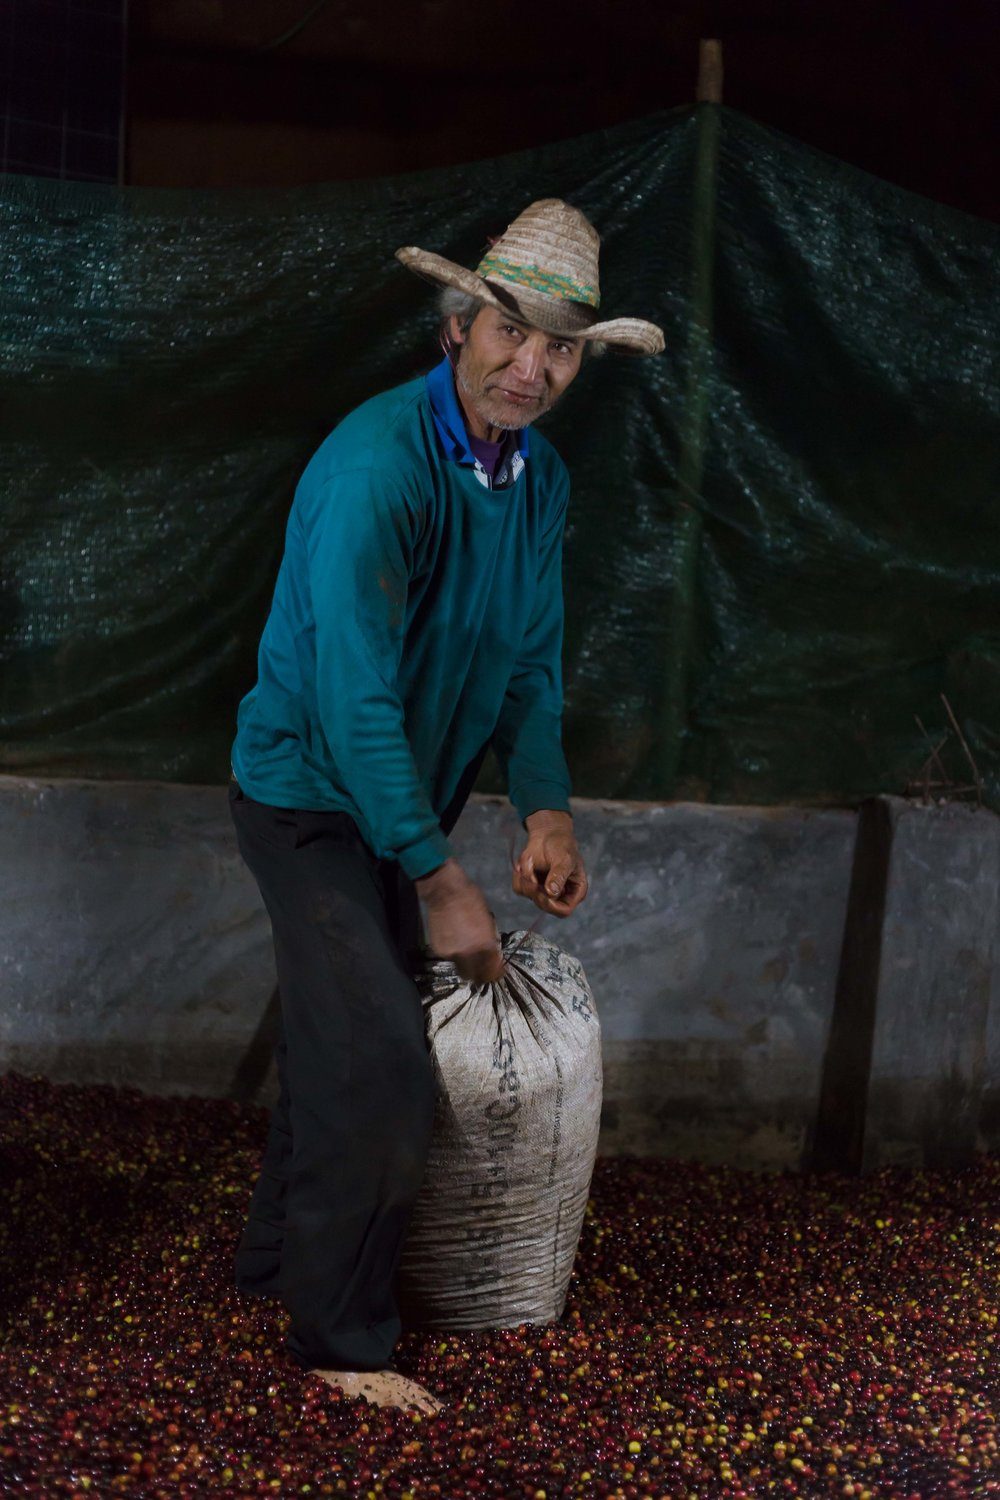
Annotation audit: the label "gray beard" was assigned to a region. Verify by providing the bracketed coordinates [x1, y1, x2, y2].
[455, 360, 533, 432]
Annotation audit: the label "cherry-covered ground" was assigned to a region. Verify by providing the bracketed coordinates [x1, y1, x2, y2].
[0, 1074, 996, 1499]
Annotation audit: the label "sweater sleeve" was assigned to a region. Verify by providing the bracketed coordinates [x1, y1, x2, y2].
[490, 477, 573, 825]
[303, 465, 454, 880]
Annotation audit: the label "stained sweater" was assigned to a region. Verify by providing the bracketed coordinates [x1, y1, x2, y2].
[231, 362, 572, 881]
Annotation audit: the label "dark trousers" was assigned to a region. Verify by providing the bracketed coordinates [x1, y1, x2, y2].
[228, 780, 436, 1371]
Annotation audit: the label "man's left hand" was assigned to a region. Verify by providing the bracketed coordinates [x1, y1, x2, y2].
[512, 809, 589, 917]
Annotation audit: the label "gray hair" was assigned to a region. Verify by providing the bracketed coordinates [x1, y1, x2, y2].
[436, 285, 606, 358]
[437, 286, 484, 338]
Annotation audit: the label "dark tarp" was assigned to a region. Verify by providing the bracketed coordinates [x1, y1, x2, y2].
[2, 105, 998, 807]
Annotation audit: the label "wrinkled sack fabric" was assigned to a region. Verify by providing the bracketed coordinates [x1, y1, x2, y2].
[397, 929, 602, 1331]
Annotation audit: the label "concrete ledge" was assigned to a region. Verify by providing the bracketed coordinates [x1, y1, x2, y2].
[862, 797, 998, 1169]
[3, 775, 998, 1168]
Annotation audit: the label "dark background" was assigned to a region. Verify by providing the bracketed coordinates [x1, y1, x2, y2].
[125, 0, 998, 218]
[1, 0, 996, 219]
[1, 3, 997, 806]
[1, 0, 124, 181]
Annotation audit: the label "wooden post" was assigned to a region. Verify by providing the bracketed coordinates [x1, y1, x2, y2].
[808, 799, 893, 1173]
[653, 40, 722, 794]
[697, 38, 724, 103]
[809, 797, 999, 1173]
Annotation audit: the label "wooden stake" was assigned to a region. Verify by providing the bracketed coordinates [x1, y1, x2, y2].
[809, 798, 893, 1174]
[941, 694, 984, 805]
[697, 39, 724, 103]
[650, 41, 723, 794]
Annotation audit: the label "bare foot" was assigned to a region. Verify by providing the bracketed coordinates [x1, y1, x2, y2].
[310, 1367, 443, 1415]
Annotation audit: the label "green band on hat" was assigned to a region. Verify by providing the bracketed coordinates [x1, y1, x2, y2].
[474, 254, 601, 309]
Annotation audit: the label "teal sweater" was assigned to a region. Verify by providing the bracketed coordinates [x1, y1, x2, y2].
[231, 366, 572, 880]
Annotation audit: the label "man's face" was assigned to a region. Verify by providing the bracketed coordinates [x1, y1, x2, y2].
[450, 307, 585, 440]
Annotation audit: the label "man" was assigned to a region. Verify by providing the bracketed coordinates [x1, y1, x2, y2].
[228, 198, 664, 1414]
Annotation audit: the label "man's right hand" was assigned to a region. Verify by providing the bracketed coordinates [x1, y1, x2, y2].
[414, 858, 505, 985]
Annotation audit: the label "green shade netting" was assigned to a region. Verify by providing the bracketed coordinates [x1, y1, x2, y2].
[2, 105, 998, 806]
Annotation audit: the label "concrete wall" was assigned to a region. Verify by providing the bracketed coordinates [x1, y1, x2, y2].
[860, 798, 1000, 1169]
[4, 775, 998, 1169]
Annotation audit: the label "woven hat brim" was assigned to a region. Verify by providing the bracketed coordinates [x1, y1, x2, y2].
[396, 246, 665, 356]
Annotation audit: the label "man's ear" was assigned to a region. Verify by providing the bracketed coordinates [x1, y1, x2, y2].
[448, 313, 466, 345]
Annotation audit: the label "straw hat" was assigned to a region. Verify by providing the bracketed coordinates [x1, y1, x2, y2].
[396, 198, 665, 356]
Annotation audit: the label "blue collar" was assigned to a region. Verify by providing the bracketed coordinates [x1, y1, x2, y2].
[425, 355, 530, 466]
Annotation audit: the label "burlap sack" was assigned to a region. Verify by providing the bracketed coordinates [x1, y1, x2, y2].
[397, 928, 603, 1331]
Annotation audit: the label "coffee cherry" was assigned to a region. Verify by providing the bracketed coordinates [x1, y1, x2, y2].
[1, 1073, 996, 1497]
